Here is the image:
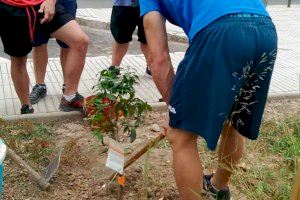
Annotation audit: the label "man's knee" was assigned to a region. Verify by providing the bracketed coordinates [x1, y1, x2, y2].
[11, 56, 27, 68]
[78, 34, 89, 50]
[52, 21, 90, 52]
[70, 33, 90, 51]
[167, 127, 198, 151]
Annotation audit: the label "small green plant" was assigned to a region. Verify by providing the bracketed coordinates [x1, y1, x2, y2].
[86, 67, 151, 143]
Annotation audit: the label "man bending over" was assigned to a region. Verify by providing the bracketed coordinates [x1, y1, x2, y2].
[141, 0, 277, 199]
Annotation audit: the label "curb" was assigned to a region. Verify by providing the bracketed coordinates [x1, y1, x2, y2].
[167, 33, 188, 43]
[2, 111, 83, 123]
[1, 94, 299, 123]
[76, 17, 110, 30]
[76, 17, 188, 43]
[149, 102, 167, 111]
[268, 93, 300, 100]
[1, 102, 167, 123]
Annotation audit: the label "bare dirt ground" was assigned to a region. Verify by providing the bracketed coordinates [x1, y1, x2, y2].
[2, 97, 300, 200]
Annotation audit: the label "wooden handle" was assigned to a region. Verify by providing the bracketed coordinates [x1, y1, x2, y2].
[7, 147, 50, 189]
[291, 159, 300, 200]
[106, 134, 165, 181]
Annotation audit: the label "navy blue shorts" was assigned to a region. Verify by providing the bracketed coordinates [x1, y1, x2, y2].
[33, 0, 77, 48]
[169, 14, 278, 150]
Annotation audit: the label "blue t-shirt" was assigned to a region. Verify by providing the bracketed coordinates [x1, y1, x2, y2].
[140, 0, 269, 43]
[114, 0, 139, 7]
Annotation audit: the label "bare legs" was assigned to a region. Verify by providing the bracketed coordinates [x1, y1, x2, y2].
[166, 123, 245, 199]
[211, 124, 245, 189]
[111, 42, 150, 67]
[10, 56, 30, 106]
[51, 20, 89, 95]
[167, 127, 203, 200]
[33, 44, 48, 84]
[111, 42, 129, 67]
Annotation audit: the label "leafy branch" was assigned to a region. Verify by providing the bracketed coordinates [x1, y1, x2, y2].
[87, 67, 151, 143]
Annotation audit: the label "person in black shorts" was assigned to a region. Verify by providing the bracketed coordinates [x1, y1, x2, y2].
[0, 0, 89, 114]
[29, 0, 78, 105]
[109, 0, 151, 76]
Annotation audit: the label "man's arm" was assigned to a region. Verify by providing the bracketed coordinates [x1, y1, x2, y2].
[143, 11, 174, 105]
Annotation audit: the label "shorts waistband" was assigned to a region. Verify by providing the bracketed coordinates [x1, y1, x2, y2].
[226, 13, 267, 18]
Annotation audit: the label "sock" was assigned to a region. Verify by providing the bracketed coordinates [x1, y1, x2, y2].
[63, 93, 76, 102]
[110, 65, 119, 69]
[22, 104, 33, 109]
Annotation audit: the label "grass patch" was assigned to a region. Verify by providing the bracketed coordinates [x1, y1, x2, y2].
[0, 120, 55, 165]
[232, 112, 300, 200]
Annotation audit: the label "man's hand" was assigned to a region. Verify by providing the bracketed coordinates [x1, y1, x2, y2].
[39, 0, 56, 24]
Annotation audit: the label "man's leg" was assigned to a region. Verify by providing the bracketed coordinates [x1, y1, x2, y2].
[32, 44, 48, 84]
[60, 47, 68, 82]
[11, 56, 30, 106]
[56, 43, 69, 92]
[140, 42, 153, 77]
[140, 43, 150, 67]
[211, 123, 245, 189]
[110, 6, 137, 68]
[111, 42, 129, 67]
[50, 20, 89, 96]
[138, 15, 151, 75]
[30, 32, 50, 104]
[1, 2, 34, 113]
[30, 44, 48, 104]
[167, 127, 203, 200]
[57, 0, 78, 84]
[60, 47, 68, 93]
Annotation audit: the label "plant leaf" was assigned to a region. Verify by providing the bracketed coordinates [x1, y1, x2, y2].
[106, 93, 116, 101]
[91, 130, 104, 144]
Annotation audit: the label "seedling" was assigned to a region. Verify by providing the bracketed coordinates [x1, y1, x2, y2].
[86, 67, 151, 144]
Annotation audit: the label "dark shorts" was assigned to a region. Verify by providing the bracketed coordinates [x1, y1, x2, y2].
[110, 6, 147, 44]
[169, 14, 278, 150]
[33, 0, 77, 48]
[0, 2, 73, 57]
